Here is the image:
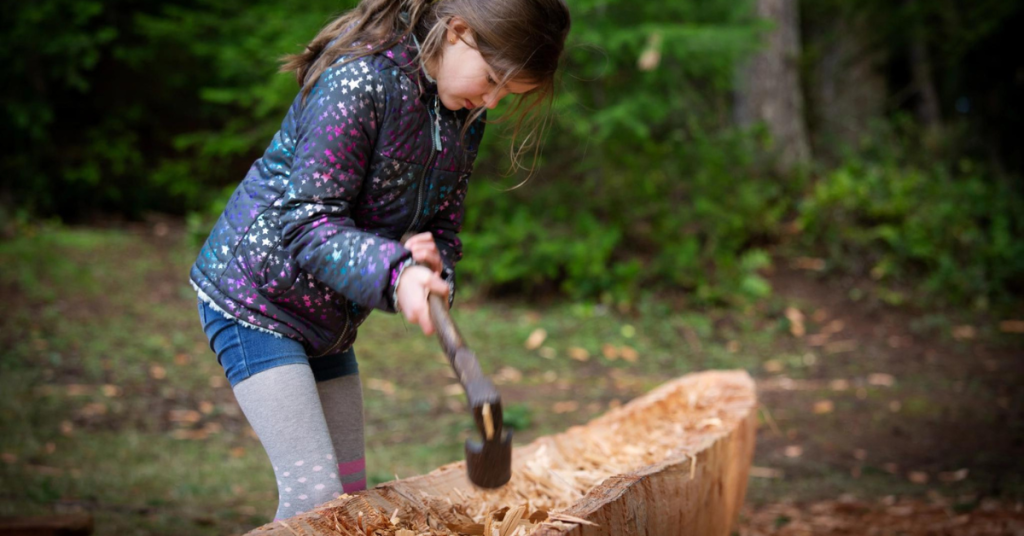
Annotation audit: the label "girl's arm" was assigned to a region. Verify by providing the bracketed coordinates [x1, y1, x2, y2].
[278, 62, 410, 312]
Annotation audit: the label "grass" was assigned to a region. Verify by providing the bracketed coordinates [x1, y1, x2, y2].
[1, 222, 1021, 535]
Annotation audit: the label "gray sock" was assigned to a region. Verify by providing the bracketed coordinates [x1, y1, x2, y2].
[232, 364, 345, 520]
[316, 374, 367, 493]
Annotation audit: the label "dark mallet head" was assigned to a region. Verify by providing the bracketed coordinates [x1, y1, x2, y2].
[465, 400, 513, 488]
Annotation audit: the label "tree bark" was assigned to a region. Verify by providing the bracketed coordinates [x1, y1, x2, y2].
[735, 0, 811, 174]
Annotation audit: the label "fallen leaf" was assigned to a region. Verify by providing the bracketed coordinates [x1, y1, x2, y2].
[853, 449, 867, 461]
[1, 453, 16, 464]
[951, 325, 976, 340]
[65, 384, 91, 396]
[620, 325, 636, 338]
[813, 400, 835, 414]
[868, 373, 896, 387]
[199, 401, 215, 414]
[101, 384, 122, 397]
[524, 328, 547, 350]
[883, 463, 899, 474]
[791, 257, 825, 271]
[495, 366, 523, 384]
[939, 468, 969, 482]
[822, 320, 846, 335]
[999, 320, 1024, 333]
[784, 445, 803, 458]
[173, 429, 209, 440]
[619, 345, 639, 362]
[78, 402, 107, 418]
[567, 347, 590, 362]
[150, 365, 167, 380]
[726, 341, 741, 353]
[60, 421, 74, 436]
[209, 375, 227, 388]
[889, 400, 902, 412]
[366, 378, 396, 396]
[538, 346, 556, 360]
[908, 471, 929, 484]
[169, 409, 202, 423]
[174, 353, 191, 366]
[601, 343, 619, 360]
[443, 384, 463, 396]
[552, 401, 579, 414]
[230, 447, 246, 458]
[784, 307, 806, 337]
[830, 379, 850, 391]
[763, 359, 784, 373]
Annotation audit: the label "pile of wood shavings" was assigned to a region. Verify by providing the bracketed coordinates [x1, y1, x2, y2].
[451, 374, 754, 525]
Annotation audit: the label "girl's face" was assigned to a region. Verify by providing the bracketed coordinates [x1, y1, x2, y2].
[432, 19, 539, 112]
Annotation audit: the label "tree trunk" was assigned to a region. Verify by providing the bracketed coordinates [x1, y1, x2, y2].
[735, 0, 811, 174]
[804, 6, 888, 162]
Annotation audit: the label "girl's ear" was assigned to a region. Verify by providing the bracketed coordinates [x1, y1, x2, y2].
[447, 17, 473, 45]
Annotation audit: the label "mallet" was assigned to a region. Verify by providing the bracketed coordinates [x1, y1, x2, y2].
[427, 291, 512, 488]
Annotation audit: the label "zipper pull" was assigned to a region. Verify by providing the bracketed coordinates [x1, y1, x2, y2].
[433, 95, 442, 152]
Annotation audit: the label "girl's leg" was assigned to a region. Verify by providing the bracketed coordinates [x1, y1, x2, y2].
[233, 364, 346, 520]
[315, 373, 367, 493]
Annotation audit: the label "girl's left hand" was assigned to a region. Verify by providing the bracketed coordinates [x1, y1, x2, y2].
[403, 232, 443, 275]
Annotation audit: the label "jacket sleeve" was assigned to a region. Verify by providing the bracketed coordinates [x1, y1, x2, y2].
[278, 63, 409, 312]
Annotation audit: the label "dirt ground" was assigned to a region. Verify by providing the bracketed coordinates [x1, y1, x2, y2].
[739, 265, 1024, 534]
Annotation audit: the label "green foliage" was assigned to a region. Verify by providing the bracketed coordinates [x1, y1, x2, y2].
[458, 0, 779, 305]
[3, 0, 1022, 307]
[796, 160, 1024, 307]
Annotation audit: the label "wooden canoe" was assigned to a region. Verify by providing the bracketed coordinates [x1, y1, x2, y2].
[245, 369, 757, 536]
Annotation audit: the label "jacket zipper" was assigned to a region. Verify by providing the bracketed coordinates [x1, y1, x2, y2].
[403, 95, 442, 237]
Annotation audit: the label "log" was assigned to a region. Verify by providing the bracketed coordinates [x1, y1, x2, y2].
[245, 370, 757, 536]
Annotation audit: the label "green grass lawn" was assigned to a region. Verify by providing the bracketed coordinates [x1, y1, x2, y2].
[2, 222, 1021, 535]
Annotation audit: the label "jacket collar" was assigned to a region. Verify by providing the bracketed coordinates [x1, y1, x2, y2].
[380, 33, 439, 104]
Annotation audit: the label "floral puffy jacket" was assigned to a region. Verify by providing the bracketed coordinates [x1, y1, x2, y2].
[190, 36, 484, 357]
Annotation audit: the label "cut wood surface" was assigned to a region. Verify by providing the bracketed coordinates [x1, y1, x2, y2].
[245, 370, 757, 536]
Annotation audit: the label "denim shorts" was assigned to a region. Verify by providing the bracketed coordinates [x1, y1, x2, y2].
[198, 298, 358, 387]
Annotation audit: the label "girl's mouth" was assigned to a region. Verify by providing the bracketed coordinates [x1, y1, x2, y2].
[465, 99, 474, 109]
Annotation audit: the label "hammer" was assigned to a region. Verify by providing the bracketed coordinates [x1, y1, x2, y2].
[427, 291, 513, 488]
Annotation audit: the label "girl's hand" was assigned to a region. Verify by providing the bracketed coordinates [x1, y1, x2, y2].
[403, 232, 443, 275]
[396, 265, 450, 335]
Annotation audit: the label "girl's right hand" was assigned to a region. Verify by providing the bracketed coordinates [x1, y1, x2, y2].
[396, 265, 450, 336]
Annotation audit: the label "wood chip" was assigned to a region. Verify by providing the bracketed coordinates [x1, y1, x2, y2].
[546, 513, 598, 527]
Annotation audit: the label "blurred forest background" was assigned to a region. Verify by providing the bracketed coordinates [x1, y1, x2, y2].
[2, 0, 1023, 309]
[3, 0, 1024, 534]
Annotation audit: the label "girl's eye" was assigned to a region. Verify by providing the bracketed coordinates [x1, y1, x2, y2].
[487, 75, 497, 86]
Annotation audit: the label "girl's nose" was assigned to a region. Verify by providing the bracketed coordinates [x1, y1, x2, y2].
[484, 88, 510, 109]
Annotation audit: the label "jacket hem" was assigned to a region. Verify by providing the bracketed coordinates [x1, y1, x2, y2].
[191, 281, 284, 339]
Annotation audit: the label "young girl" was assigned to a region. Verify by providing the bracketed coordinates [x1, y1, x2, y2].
[190, 0, 570, 521]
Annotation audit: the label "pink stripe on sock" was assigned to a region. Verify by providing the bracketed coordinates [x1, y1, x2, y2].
[342, 478, 367, 493]
[337, 458, 365, 475]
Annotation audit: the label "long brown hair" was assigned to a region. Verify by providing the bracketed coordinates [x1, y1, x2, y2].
[281, 0, 571, 174]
